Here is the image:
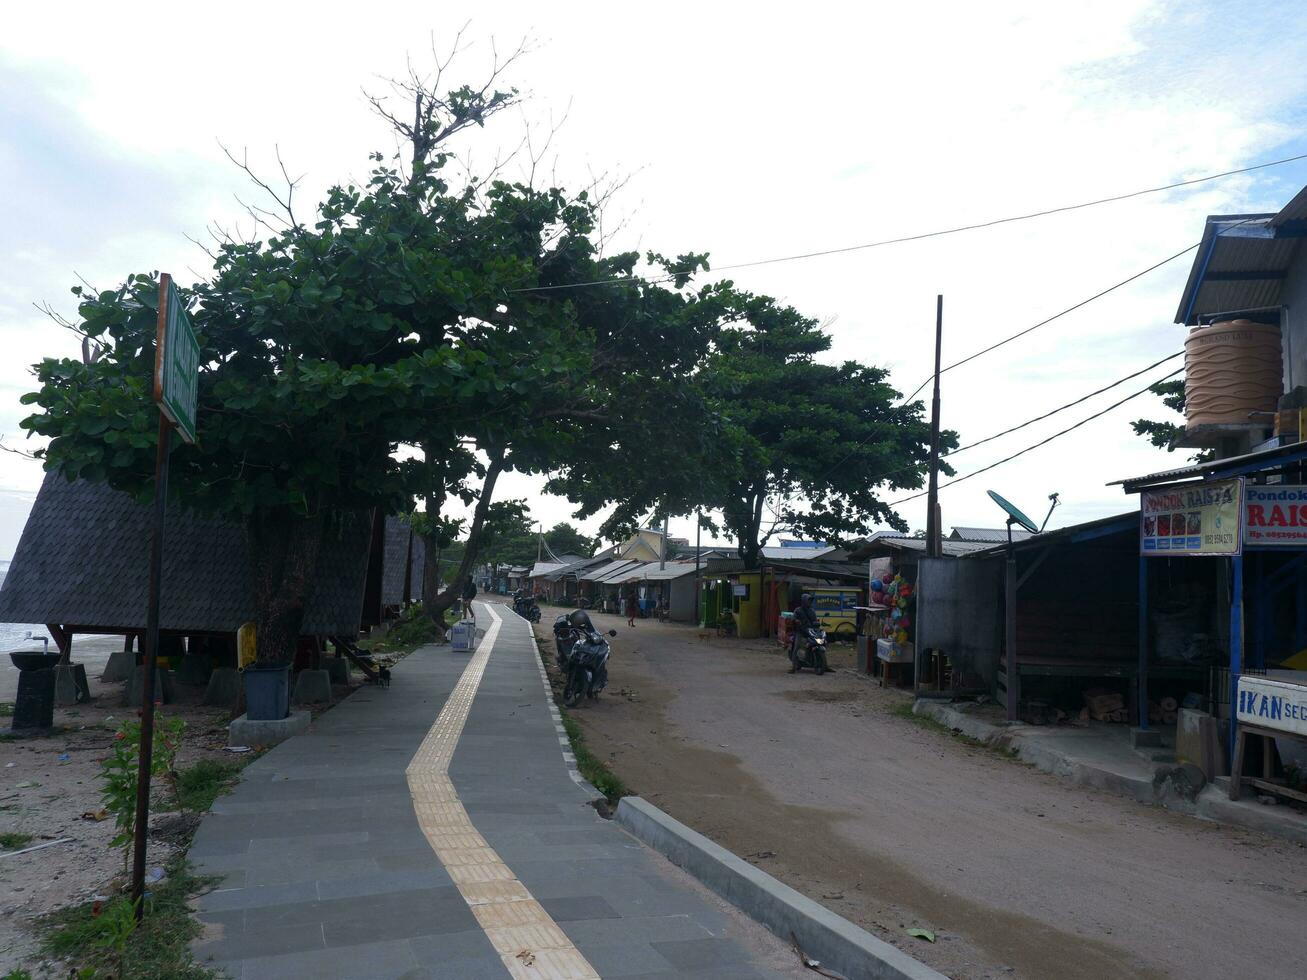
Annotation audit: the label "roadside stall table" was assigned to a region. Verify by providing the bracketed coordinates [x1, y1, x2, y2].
[1230, 672, 1307, 804]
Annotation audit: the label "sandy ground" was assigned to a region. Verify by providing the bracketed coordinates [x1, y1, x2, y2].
[536, 610, 1307, 980]
[0, 637, 333, 976]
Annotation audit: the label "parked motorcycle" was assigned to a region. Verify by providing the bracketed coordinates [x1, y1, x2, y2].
[554, 610, 617, 707]
[513, 593, 541, 623]
[789, 624, 829, 674]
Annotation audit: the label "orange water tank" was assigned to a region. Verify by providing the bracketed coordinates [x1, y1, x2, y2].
[1183, 319, 1282, 428]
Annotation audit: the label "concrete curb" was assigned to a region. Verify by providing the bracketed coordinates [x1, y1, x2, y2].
[516, 609, 606, 800]
[614, 796, 946, 980]
[914, 699, 1307, 844]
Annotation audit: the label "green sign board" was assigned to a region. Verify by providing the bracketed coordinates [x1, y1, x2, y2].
[154, 275, 199, 444]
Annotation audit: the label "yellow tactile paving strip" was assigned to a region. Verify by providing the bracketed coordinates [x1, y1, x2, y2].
[406, 604, 601, 980]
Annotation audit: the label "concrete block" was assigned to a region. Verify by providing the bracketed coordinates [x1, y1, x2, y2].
[615, 796, 945, 980]
[229, 711, 310, 748]
[1130, 726, 1163, 748]
[101, 648, 135, 683]
[175, 654, 212, 686]
[292, 669, 332, 705]
[324, 658, 350, 684]
[204, 667, 241, 707]
[124, 666, 175, 706]
[54, 663, 90, 706]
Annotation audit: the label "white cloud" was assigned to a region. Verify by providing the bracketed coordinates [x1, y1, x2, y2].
[3, 0, 1307, 556]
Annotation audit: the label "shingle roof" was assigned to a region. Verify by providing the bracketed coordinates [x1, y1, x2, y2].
[381, 517, 424, 606]
[0, 473, 371, 635]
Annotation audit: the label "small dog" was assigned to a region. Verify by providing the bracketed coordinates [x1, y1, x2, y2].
[376, 665, 391, 689]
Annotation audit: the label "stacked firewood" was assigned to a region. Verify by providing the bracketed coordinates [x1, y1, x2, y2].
[1148, 697, 1179, 726]
[1079, 689, 1180, 724]
[1082, 688, 1127, 723]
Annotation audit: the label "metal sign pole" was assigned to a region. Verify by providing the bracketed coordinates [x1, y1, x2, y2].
[129, 272, 198, 921]
[130, 413, 171, 920]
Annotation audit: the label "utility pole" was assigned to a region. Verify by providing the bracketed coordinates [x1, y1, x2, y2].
[925, 294, 944, 559]
[660, 511, 668, 570]
[536, 522, 542, 564]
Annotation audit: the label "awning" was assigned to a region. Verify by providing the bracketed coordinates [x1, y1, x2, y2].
[1110, 441, 1307, 494]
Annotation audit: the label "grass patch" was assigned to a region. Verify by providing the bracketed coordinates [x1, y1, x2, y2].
[559, 712, 629, 804]
[533, 636, 630, 805]
[0, 702, 13, 717]
[41, 856, 218, 980]
[0, 831, 33, 851]
[365, 602, 447, 654]
[889, 701, 986, 748]
[165, 759, 244, 813]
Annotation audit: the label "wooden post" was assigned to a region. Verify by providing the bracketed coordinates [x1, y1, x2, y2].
[1137, 555, 1149, 730]
[1005, 520, 1018, 722]
[1228, 554, 1244, 765]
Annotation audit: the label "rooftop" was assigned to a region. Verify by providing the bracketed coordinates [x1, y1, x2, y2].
[1174, 191, 1307, 326]
[0, 474, 371, 635]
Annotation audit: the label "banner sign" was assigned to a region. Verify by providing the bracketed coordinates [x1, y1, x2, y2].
[1237, 674, 1307, 736]
[154, 275, 200, 444]
[1245, 485, 1307, 548]
[1141, 477, 1244, 556]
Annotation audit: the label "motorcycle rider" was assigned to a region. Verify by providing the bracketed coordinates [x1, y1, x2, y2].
[789, 592, 820, 673]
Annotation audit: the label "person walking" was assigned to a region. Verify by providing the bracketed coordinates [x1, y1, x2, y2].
[461, 576, 478, 626]
[625, 587, 638, 628]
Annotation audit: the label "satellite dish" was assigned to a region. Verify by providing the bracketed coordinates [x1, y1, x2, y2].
[987, 489, 1039, 534]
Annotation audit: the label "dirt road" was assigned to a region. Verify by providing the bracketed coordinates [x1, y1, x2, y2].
[537, 611, 1307, 980]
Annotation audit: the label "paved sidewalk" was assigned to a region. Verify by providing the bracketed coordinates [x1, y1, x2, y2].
[188, 603, 800, 979]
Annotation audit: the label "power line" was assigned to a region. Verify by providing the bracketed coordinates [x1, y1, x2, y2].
[942, 350, 1183, 457]
[887, 366, 1184, 506]
[779, 351, 1184, 510]
[513, 150, 1307, 293]
[900, 244, 1198, 402]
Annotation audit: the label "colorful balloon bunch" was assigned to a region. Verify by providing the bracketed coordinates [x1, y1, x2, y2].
[871, 574, 914, 645]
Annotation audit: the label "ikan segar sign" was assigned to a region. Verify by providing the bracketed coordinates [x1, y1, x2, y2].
[1244, 485, 1307, 547]
[1140, 477, 1244, 557]
[1236, 674, 1307, 736]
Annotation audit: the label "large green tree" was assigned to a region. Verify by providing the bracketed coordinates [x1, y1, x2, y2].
[549, 285, 949, 567]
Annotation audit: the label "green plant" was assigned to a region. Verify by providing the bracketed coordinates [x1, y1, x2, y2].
[0, 702, 13, 717]
[42, 857, 217, 979]
[167, 759, 243, 813]
[3, 969, 35, 979]
[0, 831, 33, 850]
[93, 898, 137, 979]
[99, 716, 185, 871]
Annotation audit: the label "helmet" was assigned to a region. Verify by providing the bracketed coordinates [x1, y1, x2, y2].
[567, 609, 594, 631]
[801, 593, 813, 605]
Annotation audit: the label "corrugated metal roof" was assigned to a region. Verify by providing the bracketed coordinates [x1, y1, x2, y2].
[1175, 214, 1303, 325]
[1272, 185, 1307, 225]
[527, 561, 567, 578]
[963, 512, 1138, 559]
[1110, 440, 1307, 492]
[0, 473, 370, 634]
[759, 545, 837, 559]
[581, 559, 644, 584]
[758, 558, 868, 581]
[949, 526, 1033, 543]
[614, 561, 699, 582]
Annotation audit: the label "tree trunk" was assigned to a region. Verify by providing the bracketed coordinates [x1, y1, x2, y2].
[245, 508, 325, 666]
[430, 448, 506, 621]
[736, 485, 766, 570]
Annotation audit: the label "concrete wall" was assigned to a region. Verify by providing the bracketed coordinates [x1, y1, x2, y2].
[1282, 246, 1307, 393]
[915, 558, 1001, 692]
[669, 576, 698, 622]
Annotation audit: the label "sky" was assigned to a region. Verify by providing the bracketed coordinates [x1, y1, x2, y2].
[3, 0, 1307, 558]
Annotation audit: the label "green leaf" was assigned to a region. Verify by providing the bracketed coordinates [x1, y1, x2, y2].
[906, 929, 935, 943]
